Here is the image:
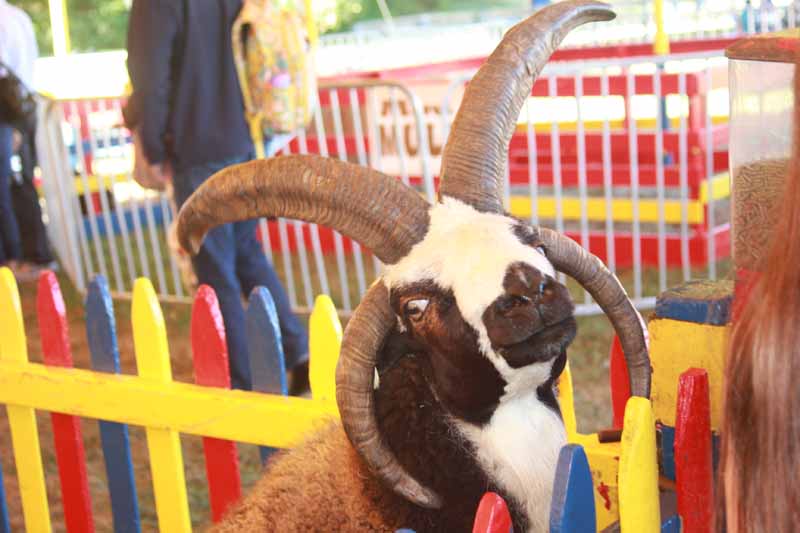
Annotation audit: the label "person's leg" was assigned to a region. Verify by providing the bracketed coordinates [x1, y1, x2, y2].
[13, 124, 53, 264]
[0, 124, 21, 264]
[234, 219, 309, 369]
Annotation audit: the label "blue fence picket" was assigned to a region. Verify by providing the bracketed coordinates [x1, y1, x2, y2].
[86, 275, 141, 533]
[246, 286, 288, 463]
[549, 445, 596, 533]
[0, 460, 10, 533]
[661, 515, 681, 532]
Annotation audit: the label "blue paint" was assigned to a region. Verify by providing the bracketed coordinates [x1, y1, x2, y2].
[549, 444, 595, 533]
[660, 425, 676, 481]
[82, 204, 166, 241]
[247, 287, 288, 463]
[655, 280, 733, 326]
[661, 515, 681, 532]
[0, 459, 10, 533]
[86, 276, 141, 533]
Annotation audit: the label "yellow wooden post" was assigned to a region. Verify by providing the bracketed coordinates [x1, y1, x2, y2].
[48, 0, 71, 57]
[309, 294, 342, 404]
[618, 397, 660, 532]
[557, 360, 578, 441]
[653, 0, 670, 55]
[304, 0, 318, 47]
[0, 268, 52, 532]
[132, 278, 191, 532]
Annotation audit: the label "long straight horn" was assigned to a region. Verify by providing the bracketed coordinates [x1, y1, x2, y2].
[176, 154, 430, 264]
[439, 0, 615, 213]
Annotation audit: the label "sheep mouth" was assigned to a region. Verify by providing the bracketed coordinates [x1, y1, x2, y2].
[494, 316, 577, 369]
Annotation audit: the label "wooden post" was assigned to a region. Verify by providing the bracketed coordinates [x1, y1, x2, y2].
[550, 444, 596, 532]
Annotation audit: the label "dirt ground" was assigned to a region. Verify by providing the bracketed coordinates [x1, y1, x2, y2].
[0, 270, 618, 532]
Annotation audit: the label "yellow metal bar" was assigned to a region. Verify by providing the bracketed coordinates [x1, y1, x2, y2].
[653, 0, 670, 55]
[132, 278, 190, 533]
[309, 294, 342, 405]
[557, 361, 577, 441]
[618, 397, 660, 532]
[48, 0, 71, 57]
[0, 268, 52, 532]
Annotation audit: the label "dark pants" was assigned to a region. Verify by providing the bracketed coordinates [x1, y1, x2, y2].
[12, 124, 53, 264]
[0, 124, 21, 264]
[173, 154, 309, 390]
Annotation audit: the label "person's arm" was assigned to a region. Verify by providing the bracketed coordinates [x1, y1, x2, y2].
[126, 0, 180, 165]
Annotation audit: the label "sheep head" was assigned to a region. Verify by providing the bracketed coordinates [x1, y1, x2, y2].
[177, 0, 649, 512]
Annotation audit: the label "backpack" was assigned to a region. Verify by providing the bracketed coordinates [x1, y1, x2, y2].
[232, 0, 317, 159]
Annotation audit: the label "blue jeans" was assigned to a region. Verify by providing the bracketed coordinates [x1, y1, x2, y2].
[0, 124, 21, 264]
[173, 154, 309, 390]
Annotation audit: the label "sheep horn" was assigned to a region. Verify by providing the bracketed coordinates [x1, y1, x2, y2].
[176, 154, 430, 264]
[336, 280, 443, 509]
[438, 0, 615, 213]
[539, 228, 651, 397]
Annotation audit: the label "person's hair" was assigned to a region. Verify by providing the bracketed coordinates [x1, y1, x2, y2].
[721, 52, 800, 532]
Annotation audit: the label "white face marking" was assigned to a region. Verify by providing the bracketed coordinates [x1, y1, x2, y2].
[383, 197, 557, 383]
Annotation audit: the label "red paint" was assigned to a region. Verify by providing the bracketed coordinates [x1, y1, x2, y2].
[597, 482, 612, 511]
[37, 271, 96, 533]
[675, 369, 714, 533]
[472, 492, 513, 533]
[191, 285, 242, 522]
[609, 335, 630, 429]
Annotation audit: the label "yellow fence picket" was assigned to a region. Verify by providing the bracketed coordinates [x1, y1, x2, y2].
[132, 278, 191, 532]
[557, 360, 578, 441]
[309, 294, 342, 404]
[0, 268, 51, 532]
[618, 397, 660, 533]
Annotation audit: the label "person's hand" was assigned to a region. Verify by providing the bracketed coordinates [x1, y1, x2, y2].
[134, 159, 171, 191]
[11, 130, 22, 153]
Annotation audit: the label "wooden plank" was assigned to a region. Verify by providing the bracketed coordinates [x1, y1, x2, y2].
[618, 397, 660, 533]
[247, 286, 288, 462]
[655, 280, 733, 326]
[0, 460, 10, 533]
[648, 319, 728, 431]
[609, 335, 630, 429]
[675, 369, 713, 533]
[557, 361, 577, 441]
[570, 433, 621, 531]
[37, 271, 95, 533]
[191, 285, 242, 522]
[659, 425, 676, 481]
[85, 276, 141, 533]
[661, 515, 682, 532]
[550, 444, 596, 533]
[309, 294, 342, 404]
[131, 278, 191, 533]
[0, 267, 51, 532]
[472, 492, 512, 533]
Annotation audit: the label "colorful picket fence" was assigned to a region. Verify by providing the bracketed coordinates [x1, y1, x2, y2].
[0, 267, 340, 532]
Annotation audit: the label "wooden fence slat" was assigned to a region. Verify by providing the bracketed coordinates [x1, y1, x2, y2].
[472, 492, 512, 533]
[309, 294, 342, 404]
[0, 267, 52, 532]
[661, 515, 682, 532]
[246, 286, 287, 462]
[675, 368, 713, 533]
[86, 275, 141, 533]
[618, 397, 660, 533]
[549, 444, 595, 533]
[37, 271, 95, 533]
[191, 285, 242, 522]
[131, 278, 191, 532]
[0, 461, 10, 533]
[556, 361, 577, 441]
[609, 335, 630, 429]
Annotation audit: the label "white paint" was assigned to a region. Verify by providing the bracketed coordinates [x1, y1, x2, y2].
[456, 389, 566, 532]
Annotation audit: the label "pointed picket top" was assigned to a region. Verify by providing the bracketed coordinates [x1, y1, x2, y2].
[0, 267, 27, 362]
[247, 286, 288, 396]
[37, 271, 74, 366]
[309, 294, 342, 403]
[86, 276, 141, 533]
[549, 444, 595, 533]
[473, 492, 513, 533]
[132, 278, 172, 381]
[618, 397, 660, 533]
[556, 361, 577, 441]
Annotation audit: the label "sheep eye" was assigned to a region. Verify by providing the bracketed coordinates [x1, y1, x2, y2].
[403, 298, 429, 320]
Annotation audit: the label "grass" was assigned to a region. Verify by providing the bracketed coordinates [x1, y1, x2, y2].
[0, 251, 732, 531]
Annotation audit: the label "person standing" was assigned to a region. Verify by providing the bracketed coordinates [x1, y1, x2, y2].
[126, 0, 309, 392]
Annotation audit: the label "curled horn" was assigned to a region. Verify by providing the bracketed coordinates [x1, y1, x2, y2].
[176, 154, 441, 507]
[439, 0, 615, 213]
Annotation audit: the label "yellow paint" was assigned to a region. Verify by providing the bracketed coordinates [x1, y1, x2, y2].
[309, 294, 342, 404]
[0, 268, 52, 532]
[618, 397, 660, 533]
[132, 279, 191, 533]
[649, 318, 728, 431]
[0, 360, 338, 446]
[48, 0, 71, 57]
[573, 433, 621, 531]
[514, 116, 729, 134]
[304, 0, 318, 46]
[653, 0, 670, 56]
[72, 174, 129, 195]
[558, 361, 577, 441]
[699, 172, 730, 204]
